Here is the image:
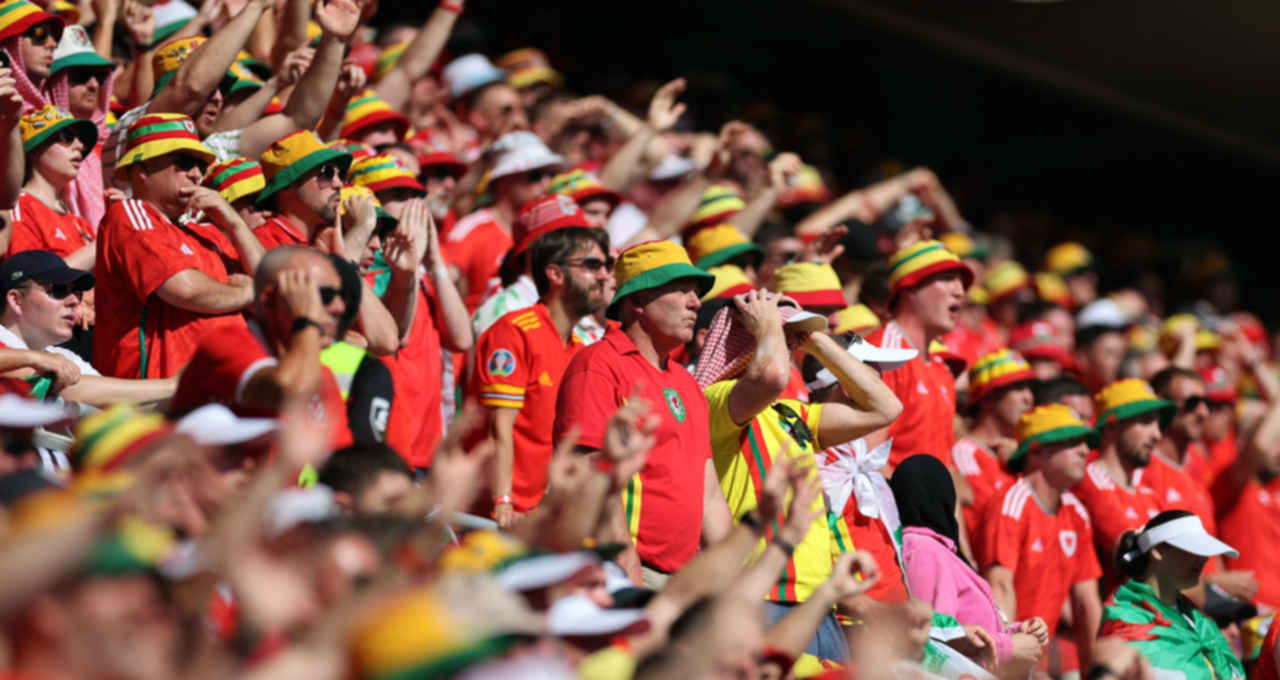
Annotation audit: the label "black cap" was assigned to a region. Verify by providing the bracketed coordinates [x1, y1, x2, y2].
[0, 250, 93, 296]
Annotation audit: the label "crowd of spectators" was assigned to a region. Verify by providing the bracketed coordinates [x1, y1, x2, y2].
[0, 0, 1277, 678]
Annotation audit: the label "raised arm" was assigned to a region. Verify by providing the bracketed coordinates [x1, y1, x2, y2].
[380, 198, 431, 345]
[597, 79, 683, 193]
[374, 0, 463, 110]
[239, 267, 326, 410]
[805, 333, 903, 448]
[150, 0, 272, 116]
[423, 205, 472, 352]
[182, 186, 265, 274]
[724, 290, 790, 426]
[732, 152, 801, 238]
[795, 167, 951, 238]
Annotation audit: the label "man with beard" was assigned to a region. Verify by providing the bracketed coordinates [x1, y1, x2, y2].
[1072, 378, 1171, 577]
[471, 197, 611, 526]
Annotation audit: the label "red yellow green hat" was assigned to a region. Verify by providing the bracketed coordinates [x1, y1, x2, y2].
[19, 104, 96, 154]
[771, 262, 845, 310]
[71, 404, 173, 473]
[340, 89, 410, 142]
[1094, 378, 1175, 429]
[685, 184, 745, 234]
[115, 112, 214, 173]
[982, 260, 1031, 304]
[607, 240, 714, 320]
[1009, 320, 1073, 368]
[1034, 271, 1072, 307]
[702, 264, 754, 301]
[257, 130, 352, 206]
[1009, 403, 1098, 471]
[150, 35, 206, 98]
[496, 47, 562, 90]
[777, 164, 831, 208]
[203, 157, 264, 205]
[374, 40, 407, 81]
[0, 0, 62, 43]
[547, 168, 621, 208]
[348, 153, 425, 195]
[887, 239, 975, 297]
[685, 224, 763, 270]
[929, 339, 968, 377]
[968, 349, 1035, 403]
[831, 304, 880, 335]
[1045, 241, 1094, 276]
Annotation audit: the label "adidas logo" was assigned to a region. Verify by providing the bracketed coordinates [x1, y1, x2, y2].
[1167, 489, 1182, 503]
[1031, 538, 1044, 553]
[917, 381, 929, 395]
[1125, 507, 1138, 520]
[538, 371, 552, 387]
[53, 228, 65, 240]
[180, 243, 194, 256]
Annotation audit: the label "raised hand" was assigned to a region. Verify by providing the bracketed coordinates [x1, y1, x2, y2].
[602, 386, 660, 487]
[0, 68, 23, 124]
[276, 266, 325, 322]
[646, 77, 687, 132]
[314, 0, 362, 40]
[276, 47, 315, 88]
[334, 59, 368, 101]
[768, 152, 803, 191]
[179, 185, 243, 232]
[826, 550, 880, 601]
[382, 198, 429, 273]
[121, 0, 154, 46]
[799, 224, 847, 265]
[732, 288, 782, 340]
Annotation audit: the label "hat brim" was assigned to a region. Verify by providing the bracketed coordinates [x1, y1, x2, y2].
[784, 288, 847, 311]
[51, 51, 114, 74]
[969, 370, 1036, 404]
[489, 151, 565, 180]
[418, 152, 467, 178]
[704, 281, 754, 301]
[694, 242, 764, 271]
[1008, 424, 1099, 472]
[0, 394, 70, 428]
[1097, 399, 1176, 430]
[115, 137, 216, 176]
[782, 310, 827, 334]
[256, 148, 353, 207]
[570, 185, 622, 209]
[340, 109, 409, 142]
[1165, 532, 1239, 559]
[606, 263, 715, 320]
[496, 552, 597, 592]
[34, 264, 93, 291]
[23, 116, 97, 155]
[365, 175, 426, 195]
[848, 339, 917, 371]
[0, 11, 62, 43]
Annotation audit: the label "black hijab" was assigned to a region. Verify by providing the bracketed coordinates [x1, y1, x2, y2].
[889, 454, 969, 567]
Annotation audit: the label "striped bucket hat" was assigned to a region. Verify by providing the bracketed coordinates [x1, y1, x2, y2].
[1094, 378, 1175, 429]
[71, 404, 173, 473]
[887, 239, 974, 297]
[1008, 403, 1098, 472]
[257, 130, 352, 205]
[684, 185, 744, 235]
[607, 240, 714, 320]
[831, 304, 880, 335]
[1033, 271, 1072, 308]
[150, 0, 197, 45]
[547, 168, 621, 208]
[115, 112, 213, 173]
[496, 47, 562, 90]
[340, 89, 409, 142]
[982, 260, 1031, 304]
[770, 262, 845, 311]
[685, 224, 763, 270]
[968, 349, 1035, 404]
[203, 157, 264, 205]
[702, 264, 754, 301]
[19, 104, 96, 154]
[0, 0, 62, 43]
[348, 153, 425, 195]
[777, 164, 831, 208]
[150, 35, 206, 98]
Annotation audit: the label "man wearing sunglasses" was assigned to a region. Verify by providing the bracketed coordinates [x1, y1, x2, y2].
[169, 246, 355, 451]
[0, 250, 176, 409]
[469, 195, 610, 526]
[94, 113, 265, 380]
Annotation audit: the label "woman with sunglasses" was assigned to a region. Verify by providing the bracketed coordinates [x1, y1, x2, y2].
[46, 25, 115, 230]
[9, 105, 97, 270]
[1099, 510, 1245, 680]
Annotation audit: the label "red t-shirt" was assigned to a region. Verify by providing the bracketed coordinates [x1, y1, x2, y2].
[1214, 474, 1280, 610]
[381, 278, 444, 468]
[8, 191, 93, 257]
[253, 215, 309, 251]
[1071, 462, 1161, 559]
[974, 478, 1102, 632]
[866, 321, 957, 469]
[554, 326, 711, 573]
[440, 208, 511, 313]
[1142, 450, 1217, 535]
[470, 302, 582, 512]
[93, 200, 246, 378]
[952, 436, 1017, 538]
[1206, 429, 1237, 486]
[169, 321, 352, 450]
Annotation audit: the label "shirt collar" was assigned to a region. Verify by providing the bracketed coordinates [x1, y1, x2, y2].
[0, 324, 29, 350]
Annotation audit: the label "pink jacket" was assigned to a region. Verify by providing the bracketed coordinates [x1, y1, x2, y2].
[900, 526, 1019, 662]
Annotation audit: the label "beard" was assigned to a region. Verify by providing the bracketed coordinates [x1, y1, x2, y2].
[564, 277, 606, 318]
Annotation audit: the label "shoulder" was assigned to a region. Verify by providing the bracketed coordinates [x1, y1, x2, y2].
[1083, 461, 1114, 491]
[447, 209, 498, 242]
[998, 478, 1035, 521]
[107, 200, 164, 233]
[952, 438, 981, 475]
[1061, 492, 1093, 528]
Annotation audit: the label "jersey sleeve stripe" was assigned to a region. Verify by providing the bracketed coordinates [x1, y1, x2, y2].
[481, 396, 525, 408]
[479, 383, 525, 395]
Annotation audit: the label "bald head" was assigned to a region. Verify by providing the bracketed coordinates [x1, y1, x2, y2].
[254, 246, 333, 296]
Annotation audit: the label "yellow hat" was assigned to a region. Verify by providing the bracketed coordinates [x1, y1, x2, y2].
[968, 349, 1036, 404]
[150, 36, 206, 98]
[685, 224, 763, 270]
[1094, 378, 1175, 429]
[982, 260, 1031, 304]
[1045, 241, 1093, 276]
[887, 239, 974, 296]
[256, 130, 352, 206]
[685, 184, 745, 233]
[1009, 403, 1098, 471]
[831, 304, 880, 335]
[1033, 271, 1072, 307]
[939, 231, 974, 258]
[1159, 314, 1221, 355]
[702, 264, 754, 301]
[19, 104, 96, 154]
[771, 262, 845, 310]
[607, 240, 714, 320]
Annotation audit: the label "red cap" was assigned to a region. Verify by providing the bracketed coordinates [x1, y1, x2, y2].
[512, 194, 592, 255]
[1009, 320, 1074, 369]
[1199, 365, 1238, 404]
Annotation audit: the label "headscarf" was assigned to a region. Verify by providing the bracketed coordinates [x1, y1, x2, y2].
[2, 36, 49, 112]
[47, 65, 114, 230]
[888, 454, 969, 567]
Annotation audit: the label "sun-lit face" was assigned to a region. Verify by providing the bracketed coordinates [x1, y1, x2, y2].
[628, 278, 703, 347]
[31, 128, 86, 186]
[64, 67, 109, 119]
[1112, 411, 1162, 469]
[9, 279, 83, 350]
[19, 21, 59, 80]
[901, 270, 966, 339]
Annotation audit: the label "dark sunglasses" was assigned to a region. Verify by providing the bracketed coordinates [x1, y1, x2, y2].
[318, 285, 341, 305]
[523, 167, 553, 183]
[309, 162, 342, 183]
[27, 280, 79, 300]
[560, 256, 614, 273]
[421, 166, 455, 182]
[172, 154, 209, 174]
[1181, 395, 1208, 413]
[67, 68, 104, 86]
[51, 128, 80, 147]
[23, 22, 58, 44]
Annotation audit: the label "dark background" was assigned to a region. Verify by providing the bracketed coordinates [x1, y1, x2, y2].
[379, 0, 1280, 322]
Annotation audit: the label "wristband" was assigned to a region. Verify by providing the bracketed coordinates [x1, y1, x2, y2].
[770, 537, 796, 557]
[291, 317, 322, 335]
[1085, 665, 1117, 680]
[439, 0, 462, 12]
[493, 494, 513, 506]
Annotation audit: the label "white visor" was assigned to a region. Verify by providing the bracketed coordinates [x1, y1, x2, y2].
[1136, 515, 1238, 558]
[807, 334, 917, 391]
[547, 594, 650, 637]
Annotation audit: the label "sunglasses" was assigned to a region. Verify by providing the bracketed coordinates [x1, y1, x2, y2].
[25, 280, 79, 300]
[560, 256, 614, 273]
[523, 168, 553, 183]
[23, 22, 58, 44]
[421, 166, 455, 182]
[172, 154, 209, 174]
[67, 68, 104, 86]
[309, 162, 343, 183]
[318, 285, 341, 305]
[51, 128, 81, 147]
[1181, 395, 1208, 413]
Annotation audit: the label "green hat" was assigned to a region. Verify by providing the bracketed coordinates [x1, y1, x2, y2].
[1094, 378, 1176, 430]
[50, 24, 113, 75]
[1008, 403, 1099, 473]
[606, 240, 714, 320]
[256, 130, 352, 207]
[19, 104, 96, 154]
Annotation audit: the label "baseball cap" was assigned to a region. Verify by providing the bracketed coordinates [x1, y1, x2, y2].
[0, 249, 93, 296]
[1135, 514, 1237, 558]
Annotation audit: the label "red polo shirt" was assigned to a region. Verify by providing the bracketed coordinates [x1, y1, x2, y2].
[865, 321, 957, 469]
[8, 191, 93, 258]
[554, 326, 711, 573]
[93, 199, 247, 379]
[253, 215, 309, 250]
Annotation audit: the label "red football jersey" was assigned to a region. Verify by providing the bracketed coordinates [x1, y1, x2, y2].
[865, 321, 957, 469]
[8, 191, 93, 257]
[440, 208, 511, 313]
[1214, 475, 1280, 610]
[952, 436, 1017, 538]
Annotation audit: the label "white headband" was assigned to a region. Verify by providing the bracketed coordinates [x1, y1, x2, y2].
[1136, 515, 1205, 554]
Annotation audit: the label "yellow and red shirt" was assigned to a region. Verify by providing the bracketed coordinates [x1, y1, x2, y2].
[706, 380, 831, 602]
[973, 477, 1101, 632]
[471, 302, 582, 512]
[865, 321, 957, 470]
[554, 326, 711, 573]
[8, 191, 93, 258]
